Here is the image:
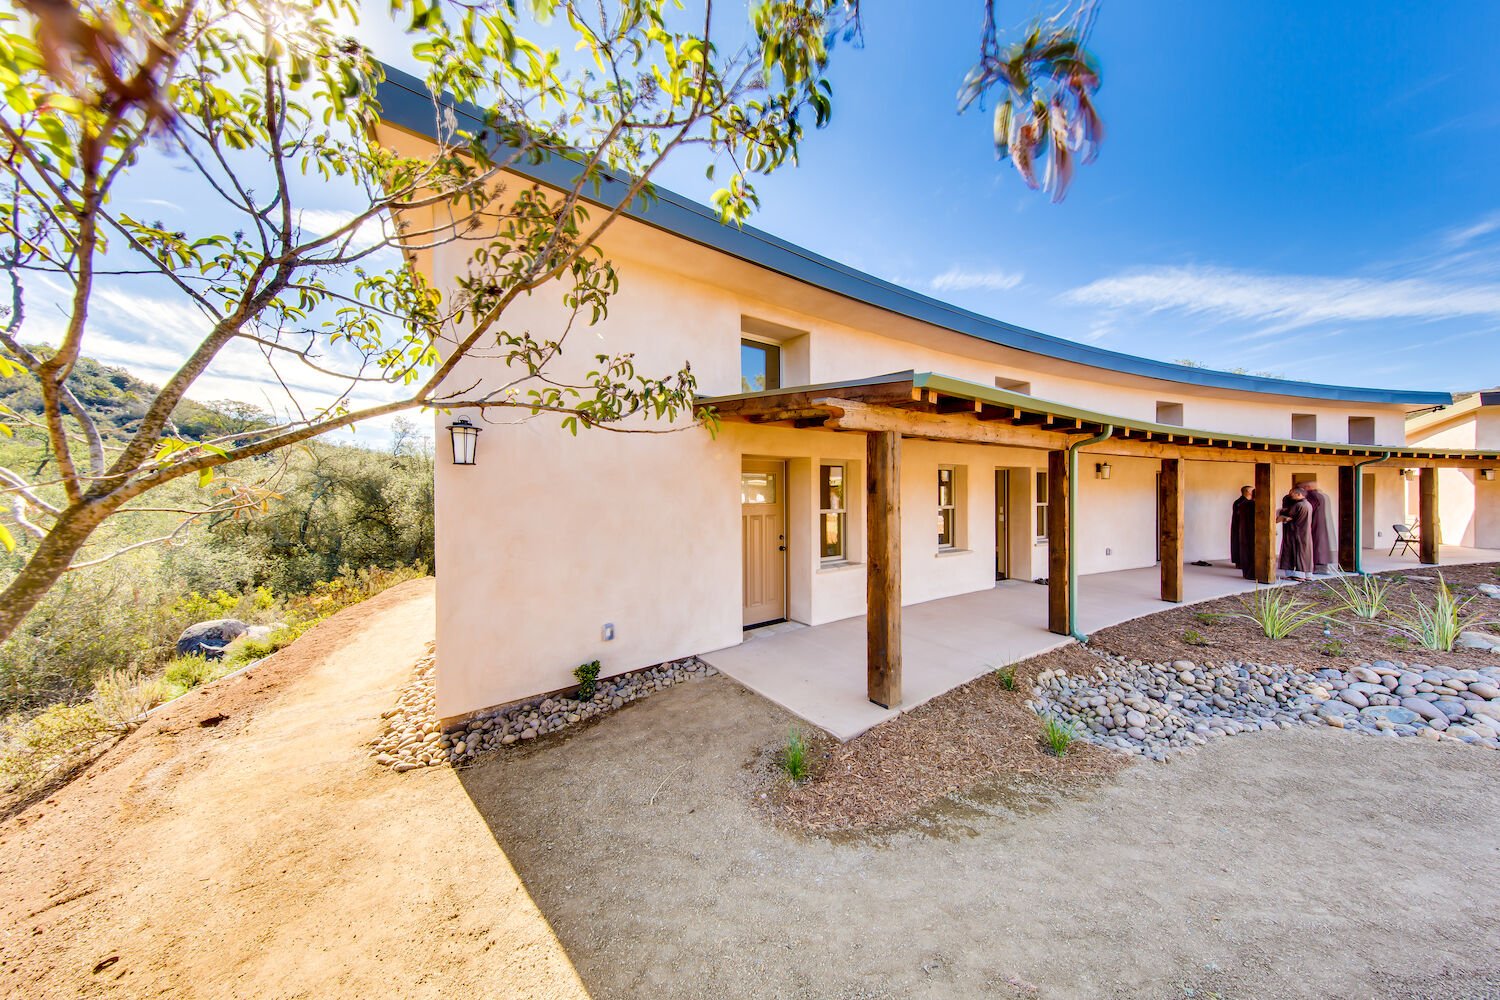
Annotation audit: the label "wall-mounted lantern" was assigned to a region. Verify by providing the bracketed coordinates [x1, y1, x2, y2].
[1483, 469, 1496, 482]
[448, 418, 481, 466]
[1401, 468, 1417, 481]
[1095, 462, 1112, 481]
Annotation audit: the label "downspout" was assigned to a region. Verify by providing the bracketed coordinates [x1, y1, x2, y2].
[1350, 452, 1392, 575]
[1067, 424, 1115, 643]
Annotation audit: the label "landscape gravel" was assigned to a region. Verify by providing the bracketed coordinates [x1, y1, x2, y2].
[1030, 650, 1500, 760]
[372, 646, 717, 771]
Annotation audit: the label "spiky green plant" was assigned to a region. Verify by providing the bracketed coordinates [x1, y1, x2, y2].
[1225, 587, 1328, 640]
[780, 727, 809, 781]
[994, 664, 1018, 691]
[1386, 575, 1499, 651]
[1040, 715, 1076, 757]
[1321, 573, 1392, 621]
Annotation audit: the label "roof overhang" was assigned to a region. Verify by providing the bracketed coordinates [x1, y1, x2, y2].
[704, 372, 1500, 467]
[376, 64, 1453, 410]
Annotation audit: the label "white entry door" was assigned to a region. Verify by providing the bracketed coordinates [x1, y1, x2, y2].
[741, 459, 787, 626]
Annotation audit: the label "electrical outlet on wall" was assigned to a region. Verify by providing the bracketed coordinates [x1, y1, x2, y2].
[1105, 547, 1112, 556]
[602, 623, 615, 641]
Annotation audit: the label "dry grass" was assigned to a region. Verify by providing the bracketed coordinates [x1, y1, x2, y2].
[766, 644, 1127, 833]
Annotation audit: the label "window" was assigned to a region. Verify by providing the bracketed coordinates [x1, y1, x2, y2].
[994, 376, 1032, 395]
[819, 464, 846, 561]
[1292, 413, 1317, 441]
[1156, 401, 1184, 426]
[740, 339, 780, 393]
[937, 467, 957, 549]
[1035, 470, 1049, 539]
[740, 469, 777, 504]
[1348, 416, 1375, 445]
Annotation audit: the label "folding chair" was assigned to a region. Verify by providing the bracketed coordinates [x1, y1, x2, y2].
[1388, 522, 1419, 557]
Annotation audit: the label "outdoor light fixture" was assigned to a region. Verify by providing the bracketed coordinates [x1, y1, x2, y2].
[1483, 469, 1496, 482]
[1402, 468, 1417, 481]
[448, 418, 481, 466]
[1095, 462, 1112, 481]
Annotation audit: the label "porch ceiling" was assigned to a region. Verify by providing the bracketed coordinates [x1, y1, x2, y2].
[702, 372, 1500, 468]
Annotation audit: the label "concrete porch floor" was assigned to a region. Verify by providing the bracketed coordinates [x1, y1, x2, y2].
[703, 546, 1500, 742]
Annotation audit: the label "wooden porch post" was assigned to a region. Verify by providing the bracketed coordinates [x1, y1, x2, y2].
[1253, 462, 1276, 584]
[1338, 465, 1357, 570]
[1419, 466, 1440, 565]
[1159, 458, 1184, 602]
[866, 430, 902, 708]
[1047, 449, 1070, 634]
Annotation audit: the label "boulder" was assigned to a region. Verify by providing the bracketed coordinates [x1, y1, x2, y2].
[175, 619, 248, 660]
[1455, 631, 1500, 653]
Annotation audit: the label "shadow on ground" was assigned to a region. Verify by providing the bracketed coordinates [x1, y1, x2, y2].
[457, 674, 1500, 1000]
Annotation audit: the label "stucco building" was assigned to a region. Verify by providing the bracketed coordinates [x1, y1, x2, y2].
[377, 69, 1500, 728]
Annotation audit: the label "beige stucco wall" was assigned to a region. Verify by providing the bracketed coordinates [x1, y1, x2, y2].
[428, 212, 1448, 719]
[1406, 410, 1500, 547]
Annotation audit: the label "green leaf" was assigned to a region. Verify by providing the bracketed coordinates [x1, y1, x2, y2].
[198, 467, 214, 488]
[0, 521, 14, 553]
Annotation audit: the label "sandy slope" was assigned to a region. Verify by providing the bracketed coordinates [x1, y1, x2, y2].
[0, 578, 586, 999]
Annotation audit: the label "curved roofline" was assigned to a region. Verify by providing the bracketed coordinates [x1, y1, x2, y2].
[375, 64, 1453, 408]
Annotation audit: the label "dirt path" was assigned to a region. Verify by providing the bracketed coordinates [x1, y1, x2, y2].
[0, 578, 587, 999]
[5, 578, 1500, 998]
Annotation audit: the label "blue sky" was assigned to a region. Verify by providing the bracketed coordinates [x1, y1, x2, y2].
[637, 1, 1500, 391]
[39, 0, 1500, 447]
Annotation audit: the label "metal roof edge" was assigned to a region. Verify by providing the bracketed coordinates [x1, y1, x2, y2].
[376, 64, 1455, 410]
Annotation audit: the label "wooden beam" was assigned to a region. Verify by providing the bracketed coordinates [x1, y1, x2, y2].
[1338, 465, 1357, 570]
[866, 430, 902, 709]
[1160, 458, 1185, 602]
[936, 397, 982, 415]
[746, 407, 834, 425]
[1047, 449, 1070, 635]
[1253, 462, 1276, 584]
[818, 398, 1070, 450]
[1419, 466, 1440, 565]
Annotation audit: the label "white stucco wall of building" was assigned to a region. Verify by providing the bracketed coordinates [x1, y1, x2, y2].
[426, 216, 1451, 720]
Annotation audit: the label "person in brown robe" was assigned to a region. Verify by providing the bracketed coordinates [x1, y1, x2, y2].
[1230, 485, 1256, 578]
[1277, 487, 1314, 579]
[1298, 480, 1336, 574]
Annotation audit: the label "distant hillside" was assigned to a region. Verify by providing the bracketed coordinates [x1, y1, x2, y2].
[0, 349, 263, 444]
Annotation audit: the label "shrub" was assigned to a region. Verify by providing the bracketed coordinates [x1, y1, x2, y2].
[994, 664, 1017, 691]
[780, 727, 809, 781]
[1040, 714, 1076, 757]
[573, 660, 601, 700]
[1319, 638, 1347, 657]
[1226, 587, 1328, 640]
[162, 654, 223, 697]
[0, 701, 112, 794]
[1321, 573, 1391, 621]
[1386, 575, 1498, 652]
[1181, 627, 1208, 646]
[1192, 612, 1224, 625]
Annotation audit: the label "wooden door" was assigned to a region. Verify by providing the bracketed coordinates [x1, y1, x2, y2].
[995, 470, 1010, 580]
[741, 459, 787, 627]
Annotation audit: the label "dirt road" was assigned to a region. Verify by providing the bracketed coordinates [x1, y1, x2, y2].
[0, 579, 586, 999]
[4, 577, 1499, 998]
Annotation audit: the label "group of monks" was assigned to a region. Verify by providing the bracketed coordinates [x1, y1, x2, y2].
[1228, 481, 1339, 580]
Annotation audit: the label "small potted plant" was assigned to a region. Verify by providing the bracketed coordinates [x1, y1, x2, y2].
[574, 660, 601, 701]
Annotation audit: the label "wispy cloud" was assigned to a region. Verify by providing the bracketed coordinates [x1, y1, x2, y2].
[1442, 211, 1500, 248]
[930, 267, 1024, 293]
[1064, 265, 1500, 334]
[296, 207, 391, 253]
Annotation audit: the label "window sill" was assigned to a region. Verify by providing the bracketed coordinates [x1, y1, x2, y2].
[818, 560, 862, 573]
[935, 547, 972, 558]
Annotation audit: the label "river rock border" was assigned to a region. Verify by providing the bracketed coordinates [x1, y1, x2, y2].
[1030, 652, 1500, 760]
[372, 647, 717, 771]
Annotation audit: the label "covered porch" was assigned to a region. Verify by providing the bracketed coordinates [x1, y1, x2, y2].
[704, 547, 1500, 740]
[704, 372, 1500, 735]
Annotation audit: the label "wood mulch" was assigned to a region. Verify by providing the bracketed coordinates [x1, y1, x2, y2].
[1090, 562, 1500, 670]
[766, 562, 1500, 834]
[765, 643, 1126, 833]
